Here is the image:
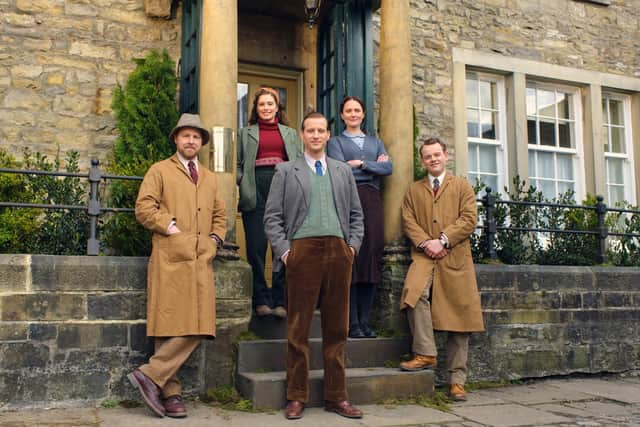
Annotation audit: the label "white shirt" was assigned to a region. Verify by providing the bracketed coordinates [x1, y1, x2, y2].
[428, 170, 445, 189]
[303, 152, 327, 175]
[176, 152, 198, 174]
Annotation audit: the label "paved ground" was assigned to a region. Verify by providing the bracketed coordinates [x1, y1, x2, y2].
[2, 373, 640, 426]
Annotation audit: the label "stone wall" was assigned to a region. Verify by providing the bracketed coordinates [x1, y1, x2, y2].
[371, 0, 640, 154]
[0, 254, 251, 409]
[377, 261, 640, 384]
[0, 0, 181, 168]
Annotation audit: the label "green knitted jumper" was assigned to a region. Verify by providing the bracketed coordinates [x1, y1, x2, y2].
[293, 169, 344, 240]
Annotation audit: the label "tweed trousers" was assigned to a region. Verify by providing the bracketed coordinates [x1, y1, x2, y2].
[285, 236, 353, 403]
[406, 273, 470, 385]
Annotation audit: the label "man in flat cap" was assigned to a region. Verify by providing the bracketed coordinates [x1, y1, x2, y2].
[128, 113, 226, 418]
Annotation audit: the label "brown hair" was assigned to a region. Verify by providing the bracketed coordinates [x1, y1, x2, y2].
[248, 87, 289, 126]
[300, 111, 328, 130]
[339, 96, 367, 132]
[419, 137, 447, 157]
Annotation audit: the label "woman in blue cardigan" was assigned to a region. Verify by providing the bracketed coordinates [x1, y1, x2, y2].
[326, 96, 392, 338]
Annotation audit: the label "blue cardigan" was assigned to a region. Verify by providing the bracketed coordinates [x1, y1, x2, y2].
[326, 134, 392, 190]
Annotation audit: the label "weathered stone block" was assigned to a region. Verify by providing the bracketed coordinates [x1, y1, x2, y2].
[0, 294, 85, 321]
[582, 291, 602, 308]
[69, 41, 116, 59]
[2, 88, 50, 110]
[87, 293, 146, 320]
[0, 323, 28, 341]
[603, 292, 634, 307]
[213, 259, 252, 299]
[47, 371, 109, 400]
[16, 0, 64, 14]
[0, 341, 49, 369]
[0, 254, 30, 292]
[31, 255, 147, 291]
[129, 322, 152, 353]
[64, 1, 97, 17]
[560, 291, 582, 309]
[216, 299, 251, 320]
[593, 268, 640, 290]
[99, 324, 128, 347]
[28, 323, 57, 341]
[144, 0, 172, 19]
[0, 372, 21, 404]
[204, 320, 247, 390]
[57, 323, 127, 349]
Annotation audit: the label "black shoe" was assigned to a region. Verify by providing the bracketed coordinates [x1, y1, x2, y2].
[361, 324, 377, 338]
[349, 326, 365, 338]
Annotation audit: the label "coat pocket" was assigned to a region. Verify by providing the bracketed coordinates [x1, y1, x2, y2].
[167, 232, 197, 263]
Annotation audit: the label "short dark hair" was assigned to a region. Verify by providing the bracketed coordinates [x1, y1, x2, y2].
[300, 111, 328, 130]
[419, 137, 447, 157]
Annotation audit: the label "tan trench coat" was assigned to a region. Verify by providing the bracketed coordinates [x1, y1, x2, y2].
[401, 174, 484, 332]
[135, 155, 227, 338]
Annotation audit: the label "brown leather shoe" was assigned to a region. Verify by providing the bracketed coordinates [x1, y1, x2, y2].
[285, 400, 304, 419]
[324, 400, 363, 419]
[255, 305, 272, 316]
[449, 383, 467, 401]
[164, 395, 187, 418]
[399, 354, 437, 371]
[127, 369, 165, 417]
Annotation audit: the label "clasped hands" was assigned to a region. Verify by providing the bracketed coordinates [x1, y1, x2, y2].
[347, 154, 389, 169]
[422, 239, 449, 260]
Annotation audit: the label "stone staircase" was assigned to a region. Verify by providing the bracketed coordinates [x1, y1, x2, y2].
[236, 312, 434, 409]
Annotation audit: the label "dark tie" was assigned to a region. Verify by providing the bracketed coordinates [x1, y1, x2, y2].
[433, 178, 439, 195]
[315, 160, 323, 177]
[188, 160, 198, 185]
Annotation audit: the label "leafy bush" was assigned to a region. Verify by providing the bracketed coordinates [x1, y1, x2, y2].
[102, 49, 179, 256]
[0, 148, 89, 255]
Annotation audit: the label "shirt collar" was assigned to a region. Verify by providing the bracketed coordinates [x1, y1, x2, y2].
[176, 152, 198, 172]
[343, 129, 365, 138]
[429, 171, 445, 187]
[303, 152, 327, 174]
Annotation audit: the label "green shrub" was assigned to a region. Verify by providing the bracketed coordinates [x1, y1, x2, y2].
[102, 49, 179, 256]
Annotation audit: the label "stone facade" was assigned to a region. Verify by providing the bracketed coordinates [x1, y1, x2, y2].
[0, 254, 252, 408]
[0, 0, 180, 168]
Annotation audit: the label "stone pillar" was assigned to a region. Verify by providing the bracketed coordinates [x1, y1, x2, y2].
[379, 0, 413, 246]
[199, 0, 238, 241]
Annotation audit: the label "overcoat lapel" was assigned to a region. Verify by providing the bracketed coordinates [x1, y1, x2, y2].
[292, 158, 310, 210]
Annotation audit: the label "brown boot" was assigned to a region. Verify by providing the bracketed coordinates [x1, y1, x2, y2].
[399, 354, 437, 371]
[449, 383, 467, 401]
[164, 395, 187, 418]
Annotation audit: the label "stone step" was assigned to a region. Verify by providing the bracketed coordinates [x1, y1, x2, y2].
[236, 367, 434, 409]
[237, 337, 411, 373]
[248, 310, 323, 339]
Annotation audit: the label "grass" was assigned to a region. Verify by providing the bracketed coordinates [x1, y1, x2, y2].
[100, 398, 141, 409]
[466, 379, 522, 391]
[379, 390, 452, 412]
[203, 386, 267, 413]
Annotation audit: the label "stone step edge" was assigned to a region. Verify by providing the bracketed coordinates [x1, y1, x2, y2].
[239, 366, 431, 381]
[237, 336, 410, 345]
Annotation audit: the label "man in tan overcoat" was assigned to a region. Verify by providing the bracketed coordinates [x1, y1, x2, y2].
[128, 113, 226, 418]
[400, 137, 484, 401]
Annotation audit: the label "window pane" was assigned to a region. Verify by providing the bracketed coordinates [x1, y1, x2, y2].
[538, 151, 554, 178]
[481, 111, 496, 139]
[539, 180, 556, 200]
[478, 144, 497, 173]
[558, 120, 572, 148]
[540, 119, 555, 146]
[237, 82, 249, 128]
[467, 109, 479, 137]
[466, 77, 478, 108]
[527, 118, 537, 144]
[607, 158, 624, 184]
[482, 174, 498, 193]
[479, 80, 494, 109]
[557, 181, 574, 197]
[556, 92, 571, 119]
[529, 154, 536, 176]
[609, 185, 625, 206]
[603, 126, 611, 152]
[526, 87, 536, 115]
[610, 127, 625, 153]
[557, 154, 573, 180]
[468, 172, 478, 187]
[468, 142, 478, 171]
[537, 89, 556, 117]
[609, 99, 623, 125]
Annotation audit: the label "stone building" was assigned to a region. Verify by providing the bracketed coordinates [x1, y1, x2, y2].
[1, 0, 640, 407]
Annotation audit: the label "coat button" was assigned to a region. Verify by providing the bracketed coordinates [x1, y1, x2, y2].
[433, 220, 437, 223]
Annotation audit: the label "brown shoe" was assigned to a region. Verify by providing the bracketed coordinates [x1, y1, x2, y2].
[164, 395, 187, 418]
[272, 306, 287, 318]
[324, 400, 363, 419]
[285, 400, 304, 419]
[449, 383, 467, 401]
[255, 305, 272, 316]
[399, 354, 437, 371]
[127, 369, 165, 417]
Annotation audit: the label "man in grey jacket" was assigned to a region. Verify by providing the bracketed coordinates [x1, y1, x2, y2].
[264, 111, 364, 420]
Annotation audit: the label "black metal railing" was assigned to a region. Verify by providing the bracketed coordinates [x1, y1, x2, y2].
[0, 158, 142, 255]
[479, 187, 640, 264]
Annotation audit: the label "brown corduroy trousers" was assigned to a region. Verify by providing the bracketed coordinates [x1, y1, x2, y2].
[285, 237, 354, 403]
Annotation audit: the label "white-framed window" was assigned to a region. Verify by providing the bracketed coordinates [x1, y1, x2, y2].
[465, 71, 507, 194]
[526, 82, 584, 201]
[602, 93, 635, 206]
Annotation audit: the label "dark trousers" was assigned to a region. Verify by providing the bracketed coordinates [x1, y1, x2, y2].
[285, 237, 353, 403]
[349, 283, 376, 330]
[242, 167, 285, 309]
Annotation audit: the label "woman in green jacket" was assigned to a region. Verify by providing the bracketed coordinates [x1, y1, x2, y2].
[237, 87, 302, 317]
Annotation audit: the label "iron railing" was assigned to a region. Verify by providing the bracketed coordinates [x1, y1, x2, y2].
[479, 187, 640, 264]
[0, 158, 142, 255]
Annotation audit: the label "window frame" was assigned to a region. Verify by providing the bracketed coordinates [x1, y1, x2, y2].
[526, 81, 585, 201]
[465, 71, 508, 195]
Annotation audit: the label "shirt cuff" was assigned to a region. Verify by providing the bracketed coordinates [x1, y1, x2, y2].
[166, 220, 176, 235]
[281, 249, 290, 262]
